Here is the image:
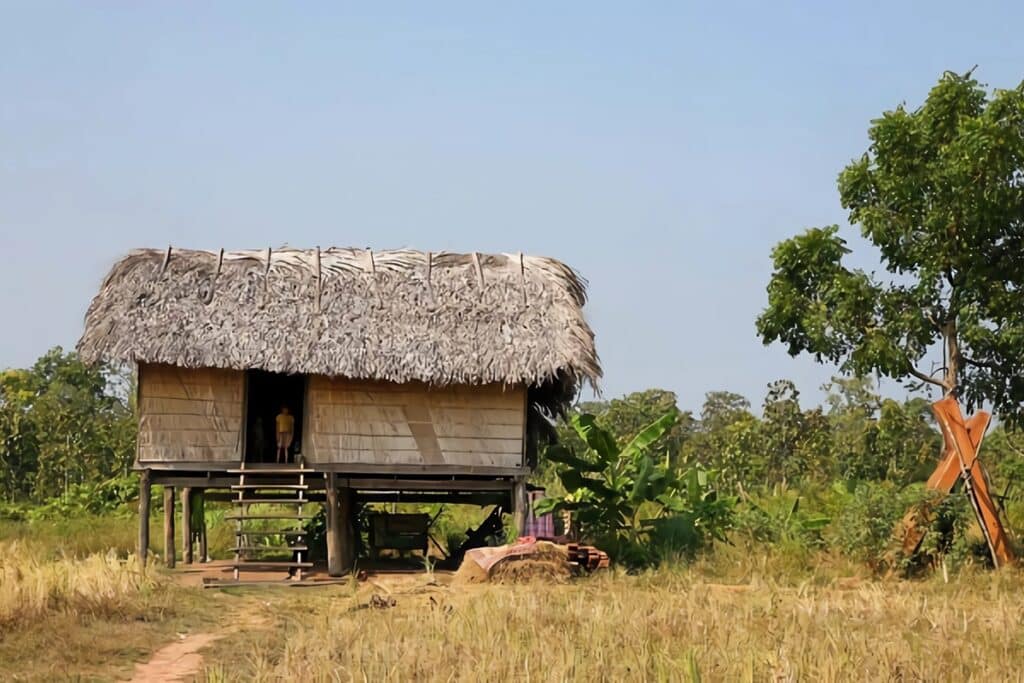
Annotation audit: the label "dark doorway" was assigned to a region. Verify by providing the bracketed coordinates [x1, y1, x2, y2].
[245, 370, 306, 463]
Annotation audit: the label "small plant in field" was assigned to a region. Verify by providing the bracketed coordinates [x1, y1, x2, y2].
[536, 411, 734, 567]
[825, 481, 982, 572]
[733, 489, 831, 550]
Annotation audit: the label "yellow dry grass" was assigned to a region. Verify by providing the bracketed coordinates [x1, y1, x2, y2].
[3, 534, 1024, 681]
[0, 541, 213, 681]
[200, 563, 1024, 682]
[0, 541, 161, 631]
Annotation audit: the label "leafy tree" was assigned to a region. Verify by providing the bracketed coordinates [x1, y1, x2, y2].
[874, 397, 939, 482]
[757, 71, 1024, 422]
[0, 348, 135, 502]
[699, 391, 751, 433]
[701, 411, 763, 493]
[683, 391, 758, 480]
[0, 370, 40, 501]
[824, 376, 880, 481]
[823, 377, 941, 482]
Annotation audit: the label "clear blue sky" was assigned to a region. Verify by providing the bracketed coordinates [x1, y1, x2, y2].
[2, 2, 1022, 413]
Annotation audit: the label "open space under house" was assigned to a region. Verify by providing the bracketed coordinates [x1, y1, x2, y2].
[77, 246, 600, 582]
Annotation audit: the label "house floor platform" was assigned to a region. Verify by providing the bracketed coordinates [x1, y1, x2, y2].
[167, 558, 454, 588]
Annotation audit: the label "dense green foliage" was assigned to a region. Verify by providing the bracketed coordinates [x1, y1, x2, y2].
[543, 379, 946, 495]
[0, 347, 135, 503]
[538, 381, 1023, 571]
[536, 412, 734, 567]
[757, 71, 1024, 422]
[0, 475, 141, 522]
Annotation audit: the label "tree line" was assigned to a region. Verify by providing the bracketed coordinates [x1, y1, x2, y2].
[8, 347, 1015, 507]
[547, 381, 1024, 498]
[0, 347, 135, 503]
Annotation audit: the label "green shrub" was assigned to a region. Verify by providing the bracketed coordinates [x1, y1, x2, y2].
[0, 475, 141, 522]
[733, 489, 831, 551]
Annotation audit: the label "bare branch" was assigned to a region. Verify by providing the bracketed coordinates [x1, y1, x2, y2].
[907, 365, 948, 390]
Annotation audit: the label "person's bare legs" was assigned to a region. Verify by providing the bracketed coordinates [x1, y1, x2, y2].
[280, 434, 293, 464]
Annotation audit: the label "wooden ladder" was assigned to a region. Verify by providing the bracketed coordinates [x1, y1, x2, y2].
[228, 460, 315, 581]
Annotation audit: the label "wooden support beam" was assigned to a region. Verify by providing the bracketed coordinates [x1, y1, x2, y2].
[139, 469, 151, 567]
[513, 478, 528, 536]
[339, 486, 356, 570]
[163, 486, 176, 569]
[197, 488, 208, 563]
[325, 473, 342, 576]
[356, 491, 506, 506]
[325, 473, 357, 577]
[181, 487, 193, 565]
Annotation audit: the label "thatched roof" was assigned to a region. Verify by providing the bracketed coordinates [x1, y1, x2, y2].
[78, 247, 600, 406]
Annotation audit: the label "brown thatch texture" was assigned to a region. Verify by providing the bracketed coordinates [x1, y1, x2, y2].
[78, 247, 600, 402]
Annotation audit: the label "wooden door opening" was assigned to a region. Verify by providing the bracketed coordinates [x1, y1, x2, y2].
[244, 370, 306, 463]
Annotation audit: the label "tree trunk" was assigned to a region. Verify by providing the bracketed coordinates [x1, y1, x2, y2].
[944, 320, 961, 397]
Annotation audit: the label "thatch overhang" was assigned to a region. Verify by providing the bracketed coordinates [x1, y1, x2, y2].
[78, 247, 600, 413]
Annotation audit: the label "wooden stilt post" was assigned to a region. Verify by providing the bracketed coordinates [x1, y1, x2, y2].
[197, 489, 208, 563]
[181, 487, 193, 565]
[513, 478, 529, 538]
[339, 487, 355, 570]
[163, 486, 176, 569]
[326, 473, 342, 576]
[139, 469, 151, 567]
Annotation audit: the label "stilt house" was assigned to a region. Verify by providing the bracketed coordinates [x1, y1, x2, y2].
[77, 247, 599, 576]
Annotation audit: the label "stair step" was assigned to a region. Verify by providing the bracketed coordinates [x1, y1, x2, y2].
[230, 561, 314, 569]
[234, 498, 310, 505]
[228, 467, 316, 475]
[235, 545, 308, 552]
[226, 514, 316, 521]
[235, 529, 306, 536]
[231, 484, 308, 490]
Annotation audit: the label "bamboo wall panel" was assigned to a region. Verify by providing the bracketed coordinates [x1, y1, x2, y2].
[306, 377, 526, 469]
[137, 364, 244, 463]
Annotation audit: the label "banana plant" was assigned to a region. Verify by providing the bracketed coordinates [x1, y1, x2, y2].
[535, 411, 734, 560]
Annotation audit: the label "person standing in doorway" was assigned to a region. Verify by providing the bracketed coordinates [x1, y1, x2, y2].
[276, 405, 294, 464]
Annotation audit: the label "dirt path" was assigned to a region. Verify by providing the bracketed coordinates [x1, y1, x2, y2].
[128, 595, 274, 682]
[128, 631, 223, 682]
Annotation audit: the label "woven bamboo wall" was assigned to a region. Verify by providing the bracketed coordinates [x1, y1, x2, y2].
[137, 364, 244, 463]
[305, 376, 526, 470]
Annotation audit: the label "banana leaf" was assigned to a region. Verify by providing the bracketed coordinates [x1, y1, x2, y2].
[543, 444, 604, 472]
[558, 469, 617, 497]
[629, 455, 654, 502]
[532, 497, 562, 515]
[620, 412, 678, 461]
[570, 413, 619, 462]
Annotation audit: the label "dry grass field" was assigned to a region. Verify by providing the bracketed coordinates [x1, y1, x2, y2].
[198, 562, 1024, 682]
[3, 533, 1024, 682]
[0, 540, 217, 680]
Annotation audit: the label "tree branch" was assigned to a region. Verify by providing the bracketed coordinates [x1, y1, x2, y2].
[906, 365, 948, 390]
[962, 354, 998, 370]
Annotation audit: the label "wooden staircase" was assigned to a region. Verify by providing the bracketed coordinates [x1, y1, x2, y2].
[228, 462, 315, 581]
